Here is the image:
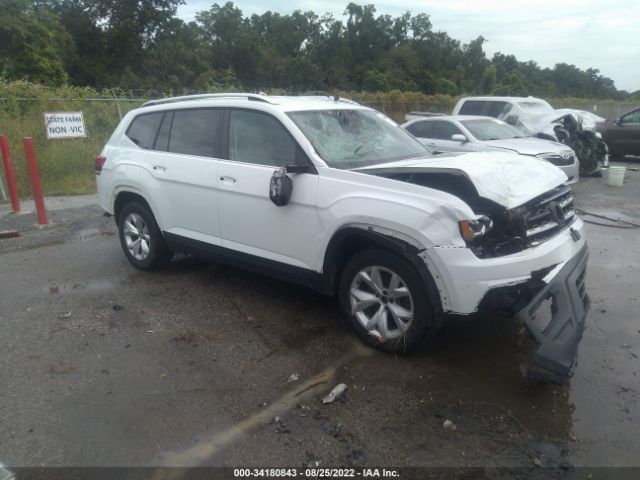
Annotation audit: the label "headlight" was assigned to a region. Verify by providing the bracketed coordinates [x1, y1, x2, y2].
[595, 132, 602, 139]
[459, 216, 493, 242]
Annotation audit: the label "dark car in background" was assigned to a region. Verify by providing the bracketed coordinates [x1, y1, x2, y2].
[597, 106, 640, 158]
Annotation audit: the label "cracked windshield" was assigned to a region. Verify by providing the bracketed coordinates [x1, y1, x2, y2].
[289, 110, 427, 168]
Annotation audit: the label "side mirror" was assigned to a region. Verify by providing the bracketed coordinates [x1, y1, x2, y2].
[616, 118, 624, 126]
[451, 134, 467, 143]
[269, 167, 293, 207]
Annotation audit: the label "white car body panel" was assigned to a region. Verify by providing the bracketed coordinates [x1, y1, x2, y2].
[357, 153, 567, 209]
[482, 137, 566, 155]
[217, 159, 319, 270]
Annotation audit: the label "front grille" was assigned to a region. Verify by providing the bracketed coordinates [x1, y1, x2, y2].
[521, 186, 576, 244]
[542, 152, 575, 166]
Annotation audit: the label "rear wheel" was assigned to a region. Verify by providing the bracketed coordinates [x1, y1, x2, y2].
[118, 202, 172, 270]
[338, 249, 443, 353]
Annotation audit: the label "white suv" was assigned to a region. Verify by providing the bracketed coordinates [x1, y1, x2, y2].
[96, 93, 590, 382]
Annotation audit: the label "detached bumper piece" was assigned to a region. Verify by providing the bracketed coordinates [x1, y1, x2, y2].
[517, 245, 590, 383]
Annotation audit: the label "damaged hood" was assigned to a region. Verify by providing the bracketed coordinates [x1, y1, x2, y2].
[511, 109, 606, 136]
[356, 151, 568, 209]
[483, 137, 567, 156]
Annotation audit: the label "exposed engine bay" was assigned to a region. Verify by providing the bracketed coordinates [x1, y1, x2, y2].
[378, 171, 577, 258]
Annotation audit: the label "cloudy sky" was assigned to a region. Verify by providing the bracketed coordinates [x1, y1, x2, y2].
[178, 0, 640, 92]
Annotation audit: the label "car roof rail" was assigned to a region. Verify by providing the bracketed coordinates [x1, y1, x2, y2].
[299, 95, 360, 105]
[141, 93, 275, 108]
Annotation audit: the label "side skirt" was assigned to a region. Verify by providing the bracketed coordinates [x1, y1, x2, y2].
[164, 232, 331, 294]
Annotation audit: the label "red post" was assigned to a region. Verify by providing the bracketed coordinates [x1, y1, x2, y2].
[0, 135, 21, 213]
[23, 137, 48, 225]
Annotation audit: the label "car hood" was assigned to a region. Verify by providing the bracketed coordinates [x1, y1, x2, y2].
[514, 109, 605, 135]
[355, 151, 568, 209]
[482, 137, 566, 156]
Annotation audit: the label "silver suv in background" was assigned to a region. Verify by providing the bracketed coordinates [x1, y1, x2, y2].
[402, 115, 579, 184]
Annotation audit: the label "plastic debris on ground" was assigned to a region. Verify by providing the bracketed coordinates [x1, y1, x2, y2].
[322, 383, 348, 404]
[443, 419, 457, 431]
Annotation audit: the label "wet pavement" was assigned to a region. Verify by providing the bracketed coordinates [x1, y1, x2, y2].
[0, 163, 638, 475]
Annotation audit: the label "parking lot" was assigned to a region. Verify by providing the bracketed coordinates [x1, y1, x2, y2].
[1, 162, 639, 474]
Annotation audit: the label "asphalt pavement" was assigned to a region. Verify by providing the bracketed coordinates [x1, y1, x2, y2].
[0, 163, 638, 477]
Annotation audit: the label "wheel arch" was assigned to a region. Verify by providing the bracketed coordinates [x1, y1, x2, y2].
[113, 189, 157, 226]
[322, 227, 442, 310]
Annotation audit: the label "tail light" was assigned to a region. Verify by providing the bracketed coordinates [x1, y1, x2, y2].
[95, 155, 106, 174]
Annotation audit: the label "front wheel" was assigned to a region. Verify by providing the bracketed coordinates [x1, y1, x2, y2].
[338, 249, 443, 353]
[117, 202, 172, 270]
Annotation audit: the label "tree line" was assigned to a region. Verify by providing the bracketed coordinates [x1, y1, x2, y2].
[1, 0, 636, 99]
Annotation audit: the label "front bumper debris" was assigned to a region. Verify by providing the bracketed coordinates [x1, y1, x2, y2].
[517, 244, 590, 383]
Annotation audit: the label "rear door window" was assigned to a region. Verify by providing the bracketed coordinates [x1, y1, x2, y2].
[126, 113, 164, 149]
[168, 109, 225, 158]
[406, 121, 433, 138]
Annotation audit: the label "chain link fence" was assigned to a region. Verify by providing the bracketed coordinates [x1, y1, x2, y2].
[1, 90, 637, 199]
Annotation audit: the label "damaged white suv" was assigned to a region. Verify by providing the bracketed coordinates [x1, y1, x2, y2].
[96, 94, 590, 382]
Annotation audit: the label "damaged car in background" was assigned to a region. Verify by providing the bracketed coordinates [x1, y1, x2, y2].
[96, 93, 590, 384]
[453, 96, 609, 175]
[401, 115, 580, 184]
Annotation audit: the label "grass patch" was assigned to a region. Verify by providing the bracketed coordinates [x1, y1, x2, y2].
[0, 80, 140, 199]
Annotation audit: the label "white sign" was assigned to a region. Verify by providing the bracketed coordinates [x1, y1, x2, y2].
[44, 112, 86, 139]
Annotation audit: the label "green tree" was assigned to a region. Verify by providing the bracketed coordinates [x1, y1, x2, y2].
[479, 64, 496, 94]
[493, 70, 529, 96]
[0, 0, 68, 85]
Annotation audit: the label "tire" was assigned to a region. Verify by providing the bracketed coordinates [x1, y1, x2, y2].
[117, 201, 172, 270]
[338, 249, 443, 353]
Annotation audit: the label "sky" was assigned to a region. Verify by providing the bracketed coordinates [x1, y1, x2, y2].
[177, 0, 640, 92]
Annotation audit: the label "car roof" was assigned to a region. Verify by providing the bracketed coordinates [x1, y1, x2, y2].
[134, 93, 369, 114]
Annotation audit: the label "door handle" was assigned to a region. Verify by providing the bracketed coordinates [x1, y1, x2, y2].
[152, 165, 166, 172]
[219, 176, 236, 183]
